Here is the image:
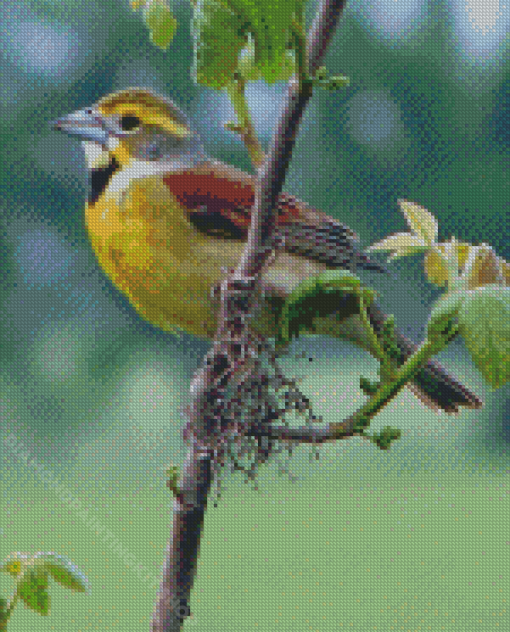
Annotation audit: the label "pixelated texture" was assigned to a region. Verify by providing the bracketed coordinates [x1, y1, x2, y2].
[0, 1, 509, 630]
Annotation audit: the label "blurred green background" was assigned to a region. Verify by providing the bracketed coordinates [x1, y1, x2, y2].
[1, 0, 509, 630]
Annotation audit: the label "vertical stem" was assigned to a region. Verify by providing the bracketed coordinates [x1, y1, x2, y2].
[226, 78, 265, 171]
[3, 592, 19, 626]
[358, 296, 386, 364]
[292, 17, 311, 93]
[151, 447, 213, 631]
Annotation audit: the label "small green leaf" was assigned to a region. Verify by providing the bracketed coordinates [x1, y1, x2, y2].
[352, 415, 370, 434]
[237, 39, 296, 83]
[192, 0, 248, 89]
[366, 231, 428, 260]
[17, 568, 50, 615]
[143, 0, 177, 51]
[359, 376, 380, 395]
[427, 291, 465, 341]
[380, 314, 396, 340]
[276, 270, 367, 347]
[314, 65, 327, 80]
[35, 553, 90, 593]
[368, 426, 402, 450]
[457, 284, 510, 389]
[165, 464, 182, 498]
[398, 199, 438, 247]
[315, 74, 350, 90]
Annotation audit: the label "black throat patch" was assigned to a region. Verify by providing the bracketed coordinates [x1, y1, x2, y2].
[89, 156, 120, 205]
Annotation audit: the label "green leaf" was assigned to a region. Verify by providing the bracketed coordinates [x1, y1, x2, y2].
[192, 0, 249, 89]
[352, 415, 370, 434]
[315, 74, 350, 90]
[17, 568, 50, 615]
[359, 376, 380, 395]
[143, 0, 177, 51]
[276, 270, 371, 348]
[35, 553, 90, 593]
[426, 291, 466, 341]
[229, 0, 303, 79]
[192, 0, 303, 88]
[457, 284, 510, 389]
[398, 199, 438, 247]
[164, 463, 182, 498]
[367, 426, 402, 450]
[237, 37, 296, 83]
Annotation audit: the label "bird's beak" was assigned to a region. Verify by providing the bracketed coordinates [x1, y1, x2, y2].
[51, 107, 109, 146]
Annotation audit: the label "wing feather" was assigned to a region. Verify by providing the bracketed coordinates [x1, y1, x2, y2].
[162, 160, 385, 272]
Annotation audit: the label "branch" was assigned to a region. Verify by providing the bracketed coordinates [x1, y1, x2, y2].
[151, 1, 349, 630]
[248, 332, 451, 445]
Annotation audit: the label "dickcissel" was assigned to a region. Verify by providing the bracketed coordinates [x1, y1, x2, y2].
[52, 87, 482, 413]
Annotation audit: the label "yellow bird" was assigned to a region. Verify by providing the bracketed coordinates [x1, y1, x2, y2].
[52, 87, 482, 413]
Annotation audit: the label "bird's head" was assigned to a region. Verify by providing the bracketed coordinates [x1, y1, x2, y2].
[52, 87, 206, 173]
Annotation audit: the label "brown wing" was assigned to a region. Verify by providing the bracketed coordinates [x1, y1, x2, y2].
[162, 160, 385, 272]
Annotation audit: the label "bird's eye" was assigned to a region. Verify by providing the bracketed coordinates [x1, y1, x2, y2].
[119, 114, 141, 132]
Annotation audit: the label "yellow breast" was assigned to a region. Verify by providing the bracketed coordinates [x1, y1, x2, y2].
[85, 173, 245, 338]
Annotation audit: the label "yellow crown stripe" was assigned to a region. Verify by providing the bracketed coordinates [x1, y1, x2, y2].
[99, 101, 191, 139]
[146, 112, 191, 139]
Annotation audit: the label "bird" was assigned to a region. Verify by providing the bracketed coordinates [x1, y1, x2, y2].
[52, 87, 482, 414]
